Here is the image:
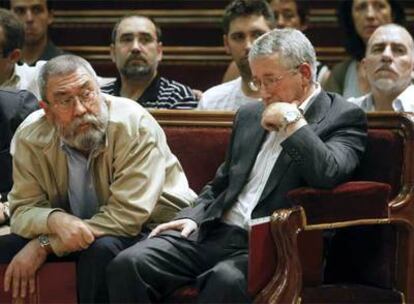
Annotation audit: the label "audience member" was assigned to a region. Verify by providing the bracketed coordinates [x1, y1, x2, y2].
[349, 24, 414, 111]
[0, 89, 38, 225]
[9, 0, 64, 65]
[0, 8, 44, 98]
[101, 14, 197, 109]
[222, 0, 330, 85]
[324, 0, 405, 99]
[198, 0, 274, 110]
[0, 55, 196, 302]
[107, 28, 367, 303]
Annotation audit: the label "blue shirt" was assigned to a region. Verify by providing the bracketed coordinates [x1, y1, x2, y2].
[62, 142, 99, 219]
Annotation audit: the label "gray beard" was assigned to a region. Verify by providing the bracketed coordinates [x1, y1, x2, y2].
[59, 101, 109, 152]
[120, 65, 153, 80]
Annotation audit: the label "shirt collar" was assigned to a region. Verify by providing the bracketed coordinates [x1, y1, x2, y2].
[112, 74, 160, 103]
[299, 83, 321, 114]
[392, 84, 414, 112]
[137, 74, 161, 103]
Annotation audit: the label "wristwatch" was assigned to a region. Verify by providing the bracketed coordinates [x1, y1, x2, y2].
[38, 234, 53, 254]
[282, 110, 303, 130]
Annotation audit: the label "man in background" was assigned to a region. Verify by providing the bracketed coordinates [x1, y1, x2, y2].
[102, 14, 197, 109]
[198, 0, 274, 110]
[349, 23, 414, 112]
[0, 8, 43, 98]
[9, 0, 64, 65]
[222, 0, 330, 86]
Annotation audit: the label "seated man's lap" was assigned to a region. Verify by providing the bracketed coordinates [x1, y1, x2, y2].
[0, 234, 30, 263]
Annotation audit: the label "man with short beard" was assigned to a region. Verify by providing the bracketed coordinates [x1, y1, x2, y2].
[348, 24, 414, 111]
[197, 0, 275, 110]
[101, 14, 197, 109]
[0, 55, 196, 303]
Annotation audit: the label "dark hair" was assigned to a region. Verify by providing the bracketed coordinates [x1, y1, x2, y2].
[111, 14, 162, 43]
[296, 0, 309, 25]
[0, 8, 24, 56]
[338, 0, 406, 61]
[4, 0, 53, 11]
[222, 0, 275, 34]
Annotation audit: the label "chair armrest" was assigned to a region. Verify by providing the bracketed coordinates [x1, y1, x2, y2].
[253, 181, 392, 304]
[287, 181, 391, 226]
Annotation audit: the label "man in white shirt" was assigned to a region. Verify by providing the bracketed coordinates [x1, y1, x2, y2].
[107, 28, 367, 303]
[348, 24, 414, 112]
[0, 8, 43, 98]
[197, 0, 274, 110]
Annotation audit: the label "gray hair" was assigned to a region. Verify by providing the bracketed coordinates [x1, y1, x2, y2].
[38, 55, 98, 101]
[248, 28, 317, 82]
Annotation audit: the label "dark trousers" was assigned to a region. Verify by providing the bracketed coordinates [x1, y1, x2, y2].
[107, 222, 251, 303]
[0, 232, 146, 303]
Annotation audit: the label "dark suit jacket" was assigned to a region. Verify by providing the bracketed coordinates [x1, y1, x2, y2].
[0, 89, 38, 196]
[177, 90, 367, 238]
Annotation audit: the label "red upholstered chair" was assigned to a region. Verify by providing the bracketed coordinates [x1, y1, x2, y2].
[0, 262, 77, 304]
[254, 112, 414, 303]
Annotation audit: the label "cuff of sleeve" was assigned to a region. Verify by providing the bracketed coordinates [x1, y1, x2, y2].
[11, 208, 66, 237]
[49, 234, 67, 257]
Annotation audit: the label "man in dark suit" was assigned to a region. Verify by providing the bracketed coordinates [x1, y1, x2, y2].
[107, 28, 367, 303]
[0, 89, 38, 223]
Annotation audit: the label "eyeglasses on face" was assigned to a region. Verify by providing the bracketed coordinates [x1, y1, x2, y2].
[50, 89, 98, 112]
[249, 67, 299, 92]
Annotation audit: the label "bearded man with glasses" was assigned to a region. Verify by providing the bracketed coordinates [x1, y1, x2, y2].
[106, 28, 368, 304]
[0, 54, 196, 303]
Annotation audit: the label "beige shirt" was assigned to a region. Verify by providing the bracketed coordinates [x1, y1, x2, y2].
[9, 94, 196, 255]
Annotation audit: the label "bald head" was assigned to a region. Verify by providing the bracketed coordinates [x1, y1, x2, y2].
[363, 23, 414, 95]
[366, 24, 414, 56]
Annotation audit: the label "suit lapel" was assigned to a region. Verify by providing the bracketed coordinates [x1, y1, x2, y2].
[257, 91, 332, 203]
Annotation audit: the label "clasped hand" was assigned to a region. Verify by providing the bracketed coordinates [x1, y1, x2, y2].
[48, 211, 95, 252]
[261, 101, 301, 132]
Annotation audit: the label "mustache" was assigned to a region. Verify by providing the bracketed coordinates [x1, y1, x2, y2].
[64, 114, 103, 138]
[126, 55, 147, 65]
[375, 64, 396, 74]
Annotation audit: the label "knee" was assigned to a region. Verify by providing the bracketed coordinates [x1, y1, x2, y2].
[106, 250, 133, 279]
[107, 244, 149, 279]
[209, 261, 247, 288]
[78, 236, 122, 267]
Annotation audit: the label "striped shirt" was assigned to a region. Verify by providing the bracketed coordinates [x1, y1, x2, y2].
[101, 75, 198, 109]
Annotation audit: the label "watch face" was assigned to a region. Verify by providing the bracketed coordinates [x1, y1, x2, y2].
[285, 110, 300, 123]
[39, 234, 50, 246]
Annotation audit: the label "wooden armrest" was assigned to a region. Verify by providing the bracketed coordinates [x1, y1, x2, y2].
[253, 182, 392, 304]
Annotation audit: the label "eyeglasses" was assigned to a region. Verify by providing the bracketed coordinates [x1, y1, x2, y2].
[249, 68, 299, 92]
[51, 89, 98, 112]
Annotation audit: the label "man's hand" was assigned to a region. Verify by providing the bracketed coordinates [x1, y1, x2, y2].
[149, 219, 197, 238]
[47, 212, 95, 252]
[261, 102, 306, 135]
[4, 239, 47, 299]
[192, 89, 203, 101]
[0, 203, 6, 224]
